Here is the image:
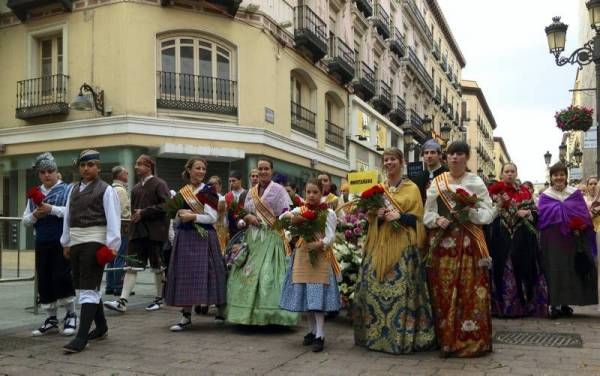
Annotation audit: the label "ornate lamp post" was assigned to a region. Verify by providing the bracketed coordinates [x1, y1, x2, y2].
[545, 0, 600, 178]
[544, 150, 552, 167]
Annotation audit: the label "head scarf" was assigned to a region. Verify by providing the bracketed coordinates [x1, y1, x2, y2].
[34, 152, 57, 171]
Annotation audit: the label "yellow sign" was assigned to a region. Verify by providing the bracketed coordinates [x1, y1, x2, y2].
[348, 170, 379, 194]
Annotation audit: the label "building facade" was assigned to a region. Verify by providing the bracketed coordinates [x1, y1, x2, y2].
[492, 136, 511, 181]
[461, 80, 496, 179]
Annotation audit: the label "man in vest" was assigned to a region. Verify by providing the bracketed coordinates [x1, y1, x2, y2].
[225, 170, 247, 239]
[105, 166, 131, 296]
[23, 152, 76, 337]
[104, 155, 170, 313]
[61, 149, 121, 353]
[410, 139, 448, 203]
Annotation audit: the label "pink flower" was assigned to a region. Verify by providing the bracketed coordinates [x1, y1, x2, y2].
[350, 215, 358, 223]
[345, 229, 353, 239]
[353, 227, 362, 235]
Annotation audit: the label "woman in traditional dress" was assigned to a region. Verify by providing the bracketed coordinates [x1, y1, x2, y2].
[353, 147, 436, 354]
[487, 163, 548, 317]
[226, 159, 299, 326]
[539, 163, 598, 319]
[424, 141, 494, 358]
[584, 176, 600, 307]
[164, 158, 227, 331]
[279, 178, 340, 352]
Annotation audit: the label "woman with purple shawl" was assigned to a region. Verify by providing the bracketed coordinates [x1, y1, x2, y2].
[538, 163, 598, 319]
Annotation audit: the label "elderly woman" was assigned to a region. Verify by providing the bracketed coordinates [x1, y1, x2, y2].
[424, 141, 494, 358]
[539, 164, 598, 319]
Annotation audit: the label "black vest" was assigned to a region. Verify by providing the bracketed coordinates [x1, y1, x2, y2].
[69, 178, 109, 228]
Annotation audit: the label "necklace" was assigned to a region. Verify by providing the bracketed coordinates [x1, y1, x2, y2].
[388, 177, 403, 193]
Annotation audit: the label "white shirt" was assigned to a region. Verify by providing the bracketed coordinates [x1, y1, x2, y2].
[22, 181, 66, 227]
[173, 183, 218, 225]
[279, 207, 337, 247]
[60, 180, 122, 251]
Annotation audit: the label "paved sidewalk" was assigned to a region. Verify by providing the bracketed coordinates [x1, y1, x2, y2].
[2, 305, 600, 376]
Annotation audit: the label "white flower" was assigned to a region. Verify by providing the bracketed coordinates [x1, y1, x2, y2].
[463, 236, 471, 247]
[441, 237, 456, 249]
[461, 320, 479, 332]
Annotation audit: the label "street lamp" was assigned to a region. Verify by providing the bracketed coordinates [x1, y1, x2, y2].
[559, 142, 567, 162]
[440, 123, 452, 141]
[422, 116, 433, 134]
[403, 127, 414, 145]
[71, 83, 105, 115]
[573, 146, 584, 165]
[545, 4, 600, 178]
[544, 150, 552, 167]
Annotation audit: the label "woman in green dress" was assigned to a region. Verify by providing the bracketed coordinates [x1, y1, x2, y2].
[226, 159, 299, 326]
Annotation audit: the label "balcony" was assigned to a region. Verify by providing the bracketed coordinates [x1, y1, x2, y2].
[434, 87, 441, 104]
[446, 64, 453, 80]
[409, 109, 429, 143]
[291, 101, 316, 137]
[327, 36, 355, 85]
[389, 95, 407, 126]
[156, 72, 237, 116]
[403, 0, 433, 46]
[432, 41, 441, 60]
[326, 120, 344, 149]
[372, 2, 390, 39]
[453, 112, 460, 126]
[352, 62, 376, 102]
[353, 0, 373, 18]
[162, 0, 240, 15]
[407, 47, 434, 95]
[294, 5, 328, 63]
[441, 55, 448, 71]
[442, 99, 449, 114]
[7, 0, 72, 22]
[389, 27, 406, 58]
[16, 74, 69, 120]
[371, 80, 392, 115]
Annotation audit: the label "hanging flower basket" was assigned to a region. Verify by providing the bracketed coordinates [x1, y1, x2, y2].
[555, 105, 594, 132]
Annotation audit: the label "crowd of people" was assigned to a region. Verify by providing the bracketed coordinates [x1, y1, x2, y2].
[23, 140, 600, 357]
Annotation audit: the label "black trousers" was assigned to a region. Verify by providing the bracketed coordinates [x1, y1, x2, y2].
[70, 242, 104, 290]
[35, 240, 75, 305]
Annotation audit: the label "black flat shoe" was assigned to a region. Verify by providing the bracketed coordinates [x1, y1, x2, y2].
[88, 327, 108, 341]
[63, 338, 88, 354]
[312, 337, 324, 352]
[561, 306, 574, 317]
[303, 332, 315, 346]
[549, 307, 561, 320]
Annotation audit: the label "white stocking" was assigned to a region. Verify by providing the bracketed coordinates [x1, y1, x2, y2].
[306, 312, 316, 334]
[120, 271, 137, 300]
[314, 312, 325, 339]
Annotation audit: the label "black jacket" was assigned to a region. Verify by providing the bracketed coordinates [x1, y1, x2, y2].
[410, 165, 448, 204]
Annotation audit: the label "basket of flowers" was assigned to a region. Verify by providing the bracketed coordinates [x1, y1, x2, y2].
[555, 105, 594, 132]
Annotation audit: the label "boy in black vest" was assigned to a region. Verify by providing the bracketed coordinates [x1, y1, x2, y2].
[61, 150, 121, 353]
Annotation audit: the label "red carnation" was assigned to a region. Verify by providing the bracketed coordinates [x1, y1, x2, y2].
[361, 184, 384, 199]
[301, 208, 317, 221]
[96, 245, 115, 266]
[569, 217, 587, 232]
[27, 186, 45, 206]
[318, 203, 328, 210]
[455, 188, 470, 198]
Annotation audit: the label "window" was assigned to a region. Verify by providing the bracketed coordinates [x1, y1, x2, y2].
[159, 36, 233, 102]
[39, 35, 63, 95]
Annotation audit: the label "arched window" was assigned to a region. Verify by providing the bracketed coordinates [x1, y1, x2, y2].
[157, 35, 236, 115]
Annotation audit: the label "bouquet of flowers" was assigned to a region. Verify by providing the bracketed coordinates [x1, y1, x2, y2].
[289, 194, 304, 210]
[332, 238, 363, 312]
[278, 204, 329, 266]
[569, 217, 596, 281]
[488, 182, 537, 235]
[555, 105, 594, 132]
[355, 184, 402, 229]
[165, 185, 218, 238]
[337, 210, 368, 244]
[27, 186, 45, 206]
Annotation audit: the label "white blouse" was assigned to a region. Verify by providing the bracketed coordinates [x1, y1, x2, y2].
[279, 208, 337, 247]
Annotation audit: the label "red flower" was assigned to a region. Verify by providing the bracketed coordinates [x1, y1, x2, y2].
[455, 188, 471, 198]
[26, 186, 45, 206]
[301, 208, 317, 221]
[361, 184, 384, 199]
[96, 245, 115, 266]
[293, 195, 303, 206]
[569, 217, 588, 232]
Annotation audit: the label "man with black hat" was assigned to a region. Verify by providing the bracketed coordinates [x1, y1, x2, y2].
[104, 154, 170, 313]
[61, 149, 121, 353]
[410, 139, 448, 203]
[23, 152, 77, 337]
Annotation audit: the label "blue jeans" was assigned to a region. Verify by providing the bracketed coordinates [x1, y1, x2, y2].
[105, 237, 127, 293]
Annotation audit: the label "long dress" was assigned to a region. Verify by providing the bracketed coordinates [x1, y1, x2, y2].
[164, 184, 227, 307]
[538, 187, 598, 307]
[279, 208, 341, 313]
[424, 172, 493, 358]
[226, 181, 299, 326]
[353, 180, 436, 354]
[584, 193, 600, 302]
[487, 182, 548, 317]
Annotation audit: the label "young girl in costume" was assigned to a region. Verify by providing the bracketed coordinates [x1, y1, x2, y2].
[279, 178, 341, 352]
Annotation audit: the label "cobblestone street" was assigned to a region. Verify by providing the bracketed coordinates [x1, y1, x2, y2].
[2, 304, 600, 376]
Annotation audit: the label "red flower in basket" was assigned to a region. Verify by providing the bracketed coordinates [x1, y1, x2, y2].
[96, 245, 116, 266]
[301, 208, 318, 221]
[569, 217, 588, 233]
[27, 186, 45, 206]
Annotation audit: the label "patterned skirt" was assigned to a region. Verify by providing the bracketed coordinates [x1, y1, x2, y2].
[352, 245, 436, 354]
[226, 227, 299, 326]
[164, 227, 227, 307]
[279, 253, 341, 313]
[427, 226, 493, 358]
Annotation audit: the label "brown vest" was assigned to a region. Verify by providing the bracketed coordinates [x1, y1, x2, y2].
[69, 178, 108, 228]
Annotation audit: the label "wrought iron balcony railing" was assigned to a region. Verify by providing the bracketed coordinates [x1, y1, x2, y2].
[16, 74, 69, 119]
[389, 27, 406, 58]
[294, 5, 328, 63]
[352, 61, 376, 101]
[326, 120, 344, 149]
[409, 109, 429, 143]
[403, 0, 433, 45]
[407, 47, 434, 94]
[389, 95, 407, 126]
[373, 2, 390, 39]
[372, 80, 392, 115]
[327, 35, 355, 84]
[434, 86, 441, 104]
[432, 41, 441, 60]
[291, 101, 316, 137]
[353, 0, 373, 18]
[156, 71, 237, 116]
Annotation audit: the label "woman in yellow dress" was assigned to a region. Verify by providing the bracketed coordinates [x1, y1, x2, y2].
[352, 147, 436, 354]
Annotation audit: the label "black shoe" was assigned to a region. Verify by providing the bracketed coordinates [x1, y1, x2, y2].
[303, 332, 316, 346]
[104, 288, 114, 295]
[63, 337, 88, 354]
[312, 337, 324, 352]
[561, 306, 574, 317]
[194, 305, 209, 315]
[550, 307, 561, 320]
[88, 327, 108, 341]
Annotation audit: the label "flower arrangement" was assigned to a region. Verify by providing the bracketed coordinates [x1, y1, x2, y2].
[488, 182, 537, 234]
[555, 105, 594, 132]
[337, 211, 368, 244]
[332, 237, 363, 310]
[355, 184, 402, 229]
[27, 186, 45, 206]
[278, 203, 329, 265]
